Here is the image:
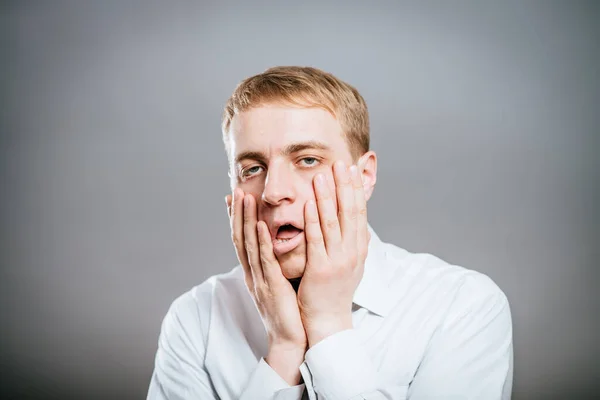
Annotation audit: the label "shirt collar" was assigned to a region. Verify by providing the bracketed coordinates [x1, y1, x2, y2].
[352, 225, 394, 317]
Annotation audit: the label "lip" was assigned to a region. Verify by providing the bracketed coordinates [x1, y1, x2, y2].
[272, 230, 304, 257]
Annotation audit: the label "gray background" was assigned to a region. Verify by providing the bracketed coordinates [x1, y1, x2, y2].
[1, 1, 598, 399]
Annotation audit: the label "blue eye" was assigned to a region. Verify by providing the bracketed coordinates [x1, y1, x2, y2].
[300, 157, 319, 166]
[242, 165, 263, 178]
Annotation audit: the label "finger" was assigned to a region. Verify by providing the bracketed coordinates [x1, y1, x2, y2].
[350, 165, 369, 255]
[257, 220, 283, 284]
[304, 199, 327, 265]
[243, 194, 264, 282]
[314, 172, 343, 253]
[334, 160, 357, 245]
[231, 188, 252, 285]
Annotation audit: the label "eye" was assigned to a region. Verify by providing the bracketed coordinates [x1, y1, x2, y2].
[241, 165, 264, 178]
[298, 157, 320, 167]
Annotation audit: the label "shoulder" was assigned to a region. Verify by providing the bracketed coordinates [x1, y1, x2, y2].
[381, 241, 509, 320]
[391, 241, 504, 291]
[160, 265, 246, 340]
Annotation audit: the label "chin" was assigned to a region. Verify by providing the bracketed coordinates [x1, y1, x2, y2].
[277, 250, 306, 280]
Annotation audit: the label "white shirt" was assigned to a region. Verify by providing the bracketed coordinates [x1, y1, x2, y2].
[147, 228, 513, 399]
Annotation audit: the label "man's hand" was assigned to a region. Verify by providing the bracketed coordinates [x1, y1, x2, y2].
[226, 189, 307, 385]
[297, 161, 370, 347]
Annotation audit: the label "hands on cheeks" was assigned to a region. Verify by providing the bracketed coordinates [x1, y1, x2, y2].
[227, 191, 307, 339]
[225, 160, 369, 383]
[227, 188, 307, 385]
[299, 161, 370, 347]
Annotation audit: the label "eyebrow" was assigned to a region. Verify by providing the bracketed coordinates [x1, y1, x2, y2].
[234, 140, 331, 164]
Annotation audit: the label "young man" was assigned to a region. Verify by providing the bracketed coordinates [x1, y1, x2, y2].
[147, 66, 513, 399]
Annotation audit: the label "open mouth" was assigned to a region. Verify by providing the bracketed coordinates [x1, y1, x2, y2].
[274, 224, 303, 243]
[272, 223, 304, 256]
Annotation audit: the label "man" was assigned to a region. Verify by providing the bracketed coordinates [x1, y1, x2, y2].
[147, 66, 513, 399]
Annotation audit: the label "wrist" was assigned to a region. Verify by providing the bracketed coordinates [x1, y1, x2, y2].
[305, 314, 353, 347]
[265, 343, 306, 386]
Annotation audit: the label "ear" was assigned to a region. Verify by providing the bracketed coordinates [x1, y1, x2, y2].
[357, 151, 377, 201]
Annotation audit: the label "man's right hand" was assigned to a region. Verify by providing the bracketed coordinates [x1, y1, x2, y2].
[226, 188, 307, 385]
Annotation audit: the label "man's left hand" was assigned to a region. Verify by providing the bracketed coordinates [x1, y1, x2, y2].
[297, 160, 370, 347]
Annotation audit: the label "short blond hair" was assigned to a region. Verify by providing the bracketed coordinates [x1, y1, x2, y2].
[222, 66, 370, 160]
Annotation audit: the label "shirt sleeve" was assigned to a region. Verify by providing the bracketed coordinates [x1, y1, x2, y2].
[147, 286, 307, 400]
[303, 274, 513, 400]
[239, 358, 306, 400]
[305, 329, 396, 399]
[407, 275, 514, 400]
[147, 289, 218, 400]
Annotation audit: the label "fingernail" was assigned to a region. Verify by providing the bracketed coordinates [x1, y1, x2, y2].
[349, 165, 358, 178]
[243, 195, 249, 207]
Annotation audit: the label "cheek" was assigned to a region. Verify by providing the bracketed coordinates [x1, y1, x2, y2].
[236, 177, 265, 198]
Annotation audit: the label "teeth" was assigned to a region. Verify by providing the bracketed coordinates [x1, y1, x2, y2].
[274, 238, 291, 244]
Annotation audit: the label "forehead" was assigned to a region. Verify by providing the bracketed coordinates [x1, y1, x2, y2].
[229, 106, 347, 155]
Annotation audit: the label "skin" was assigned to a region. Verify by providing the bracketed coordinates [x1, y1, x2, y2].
[225, 105, 377, 385]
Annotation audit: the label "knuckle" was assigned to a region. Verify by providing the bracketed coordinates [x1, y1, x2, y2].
[358, 207, 367, 216]
[253, 288, 264, 304]
[244, 276, 254, 291]
[259, 251, 271, 265]
[348, 254, 358, 266]
[325, 218, 339, 231]
[257, 236, 266, 249]
[358, 247, 368, 260]
[254, 283, 269, 301]
[340, 207, 358, 220]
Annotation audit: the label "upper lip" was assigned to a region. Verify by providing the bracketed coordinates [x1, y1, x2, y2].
[269, 219, 304, 240]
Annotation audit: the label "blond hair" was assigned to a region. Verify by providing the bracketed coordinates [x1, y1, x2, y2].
[221, 66, 370, 160]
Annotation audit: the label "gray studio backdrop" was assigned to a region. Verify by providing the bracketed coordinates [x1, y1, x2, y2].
[1, 1, 598, 399]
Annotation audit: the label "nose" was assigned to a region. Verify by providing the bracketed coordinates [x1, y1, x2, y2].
[261, 164, 295, 206]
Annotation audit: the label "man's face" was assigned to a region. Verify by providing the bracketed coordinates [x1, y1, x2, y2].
[228, 105, 356, 279]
